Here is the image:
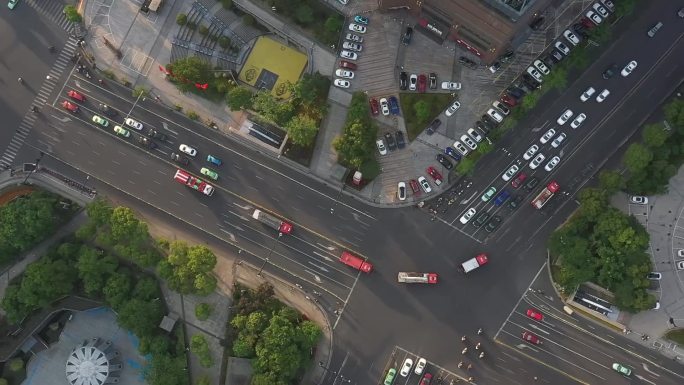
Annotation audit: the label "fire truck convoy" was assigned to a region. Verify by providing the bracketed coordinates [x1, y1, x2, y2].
[339, 251, 373, 273]
[397, 272, 438, 284]
[461, 253, 488, 273]
[173, 169, 214, 196]
[531, 181, 560, 209]
[252, 209, 293, 235]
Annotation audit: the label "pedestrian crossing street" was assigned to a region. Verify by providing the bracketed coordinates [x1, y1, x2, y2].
[23, 0, 78, 33]
[0, 37, 79, 170]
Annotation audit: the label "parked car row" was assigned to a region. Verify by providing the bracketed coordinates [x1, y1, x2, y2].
[376, 131, 406, 155]
[370, 95, 401, 116]
[336, 18, 370, 88]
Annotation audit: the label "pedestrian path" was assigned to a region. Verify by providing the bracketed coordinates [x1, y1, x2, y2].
[0, 38, 79, 170]
[24, 0, 78, 34]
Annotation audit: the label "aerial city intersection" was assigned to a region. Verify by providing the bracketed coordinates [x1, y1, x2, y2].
[1, 0, 684, 385]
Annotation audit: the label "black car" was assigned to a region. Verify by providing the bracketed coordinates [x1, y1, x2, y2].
[524, 176, 539, 191]
[399, 72, 408, 90]
[459, 56, 478, 69]
[602, 64, 618, 79]
[99, 103, 118, 117]
[506, 86, 525, 99]
[508, 195, 522, 210]
[472, 212, 490, 228]
[138, 136, 157, 149]
[475, 120, 490, 134]
[171, 152, 189, 165]
[542, 56, 556, 68]
[402, 26, 413, 45]
[436, 154, 453, 170]
[395, 130, 406, 149]
[481, 115, 498, 127]
[426, 119, 441, 135]
[429, 73, 437, 89]
[529, 16, 545, 31]
[499, 49, 515, 63]
[573, 23, 589, 38]
[550, 50, 564, 63]
[384, 132, 397, 151]
[521, 74, 540, 89]
[147, 129, 167, 141]
[484, 215, 502, 233]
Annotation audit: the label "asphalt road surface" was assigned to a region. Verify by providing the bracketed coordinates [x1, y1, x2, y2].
[4, 2, 684, 385]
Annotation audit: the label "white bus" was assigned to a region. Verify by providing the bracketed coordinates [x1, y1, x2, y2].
[397, 272, 438, 284]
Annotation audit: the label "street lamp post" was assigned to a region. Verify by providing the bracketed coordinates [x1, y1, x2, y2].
[22, 152, 45, 185]
[318, 361, 336, 376]
[256, 257, 269, 277]
[257, 232, 282, 277]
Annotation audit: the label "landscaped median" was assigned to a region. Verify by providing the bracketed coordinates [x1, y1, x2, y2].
[398, 93, 454, 141]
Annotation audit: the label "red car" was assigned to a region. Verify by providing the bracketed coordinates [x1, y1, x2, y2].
[426, 166, 442, 185]
[500, 94, 518, 107]
[67, 90, 86, 102]
[61, 100, 79, 112]
[409, 179, 420, 195]
[369, 98, 379, 115]
[522, 331, 541, 345]
[580, 17, 596, 29]
[339, 60, 357, 70]
[417, 74, 427, 93]
[420, 373, 433, 385]
[511, 172, 527, 189]
[526, 308, 544, 321]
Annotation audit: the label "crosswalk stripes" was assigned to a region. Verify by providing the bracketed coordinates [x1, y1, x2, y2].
[24, 0, 76, 33]
[0, 38, 79, 170]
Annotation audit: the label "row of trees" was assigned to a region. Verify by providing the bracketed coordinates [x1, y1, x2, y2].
[0, 191, 76, 265]
[265, 0, 344, 46]
[227, 72, 331, 147]
[622, 99, 684, 194]
[549, 183, 654, 312]
[230, 283, 321, 385]
[333, 92, 378, 170]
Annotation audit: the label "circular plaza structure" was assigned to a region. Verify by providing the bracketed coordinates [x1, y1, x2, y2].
[65, 344, 110, 385]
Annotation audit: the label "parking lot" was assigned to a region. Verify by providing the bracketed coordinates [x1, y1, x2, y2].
[379, 345, 473, 385]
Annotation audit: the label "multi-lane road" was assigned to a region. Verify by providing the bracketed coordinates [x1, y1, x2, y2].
[3, 1, 684, 384]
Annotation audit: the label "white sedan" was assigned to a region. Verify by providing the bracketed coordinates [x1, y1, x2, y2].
[502, 165, 519, 181]
[540, 128, 556, 144]
[556, 109, 573, 125]
[335, 69, 354, 79]
[441, 81, 462, 90]
[563, 29, 581, 45]
[529, 153, 546, 169]
[334, 79, 350, 88]
[459, 208, 476, 224]
[379, 98, 390, 116]
[340, 50, 357, 61]
[342, 41, 362, 52]
[400, 358, 414, 377]
[125, 118, 144, 130]
[348, 23, 366, 33]
[523, 144, 539, 160]
[570, 113, 586, 129]
[179, 144, 197, 157]
[544, 156, 560, 171]
[621, 61, 637, 77]
[445, 100, 461, 117]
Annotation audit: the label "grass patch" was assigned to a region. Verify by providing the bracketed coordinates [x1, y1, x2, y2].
[399, 92, 454, 141]
[359, 159, 381, 181]
[282, 141, 314, 167]
[665, 329, 684, 345]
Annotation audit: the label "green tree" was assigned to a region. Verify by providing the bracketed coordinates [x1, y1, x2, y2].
[167, 56, 212, 93]
[195, 303, 213, 321]
[664, 99, 684, 130]
[196, 375, 211, 385]
[221, 0, 233, 9]
[144, 353, 188, 385]
[294, 5, 314, 25]
[291, 72, 330, 111]
[77, 246, 119, 296]
[243, 14, 255, 26]
[86, 197, 113, 226]
[577, 187, 609, 221]
[614, 0, 637, 16]
[199, 25, 209, 36]
[218, 35, 231, 49]
[521, 92, 540, 111]
[413, 100, 430, 124]
[103, 272, 133, 310]
[333, 121, 375, 169]
[118, 299, 164, 337]
[285, 114, 319, 147]
[158, 241, 217, 295]
[246, 311, 269, 333]
[226, 86, 253, 111]
[176, 13, 188, 26]
[543, 66, 567, 90]
[110, 207, 147, 243]
[18, 257, 78, 309]
[232, 333, 257, 357]
[298, 320, 321, 348]
[642, 123, 669, 148]
[63, 5, 82, 23]
[0, 191, 58, 260]
[323, 15, 343, 35]
[8, 358, 24, 371]
[1, 285, 32, 324]
[623, 143, 653, 173]
[190, 334, 213, 368]
[133, 277, 161, 301]
[253, 314, 304, 382]
[589, 24, 612, 44]
[598, 170, 624, 194]
[139, 335, 171, 356]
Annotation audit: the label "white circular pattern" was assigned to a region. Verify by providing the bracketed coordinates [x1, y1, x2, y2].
[65, 346, 110, 385]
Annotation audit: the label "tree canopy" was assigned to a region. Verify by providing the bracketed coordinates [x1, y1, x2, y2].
[333, 92, 378, 169]
[157, 241, 217, 295]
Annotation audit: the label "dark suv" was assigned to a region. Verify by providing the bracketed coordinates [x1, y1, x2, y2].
[524, 176, 539, 191]
[147, 129, 167, 141]
[384, 132, 397, 151]
[99, 103, 118, 118]
[138, 136, 157, 149]
[402, 27, 413, 45]
[602, 64, 618, 79]
[429, 73, 437, 89]
[399, 72, 408, 90]
[426, 119, 441, 135]
[171, 152, 189, 165]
